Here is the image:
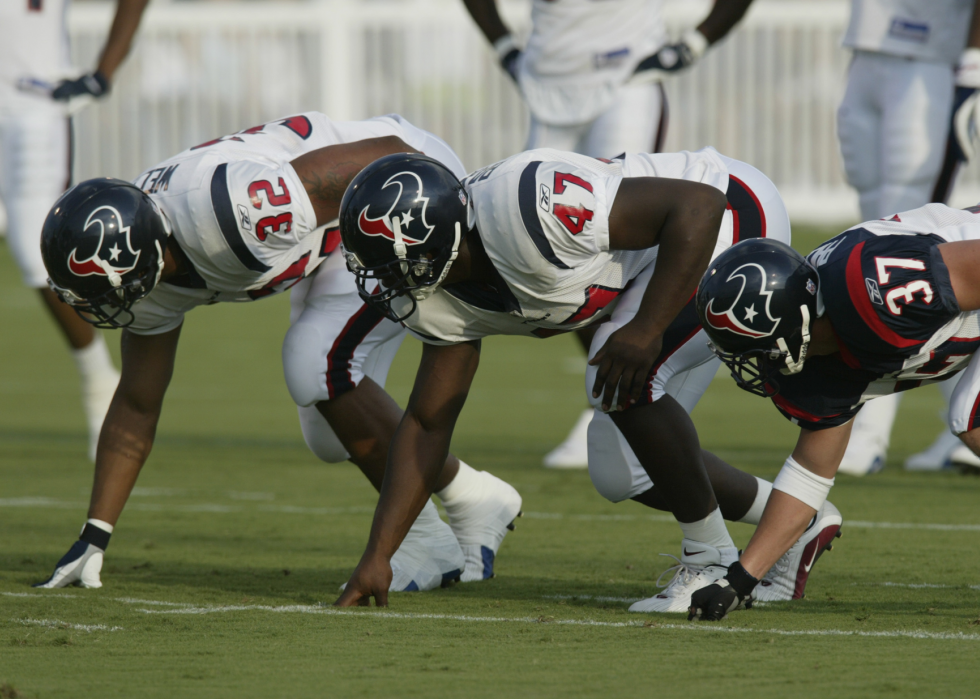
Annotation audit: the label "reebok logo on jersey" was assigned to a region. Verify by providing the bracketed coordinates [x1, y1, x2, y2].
[67, 205, 141, 279]
[237, 204, 252, 231]
[703, 262, 781, 339]
[865, 278, 883, 305]
[357, 170, 434, 245]
[539, 184, 551, 212]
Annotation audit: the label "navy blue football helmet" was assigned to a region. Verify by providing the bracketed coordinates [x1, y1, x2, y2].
[41, 178, 171, 329]
[696, 238, 821, 397]
[339, 153, 467, 322]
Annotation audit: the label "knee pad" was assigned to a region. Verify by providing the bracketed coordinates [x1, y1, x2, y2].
[587, 411, 652, 502]
[282, 321, 327, 407]
[297, 406, 350, 463]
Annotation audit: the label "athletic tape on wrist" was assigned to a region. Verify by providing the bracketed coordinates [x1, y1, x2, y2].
[958, 48, 980, 89]
[725, 561, 759, 598]
[772, 455, 834, 511]
[493, 34, 519, 61]
[79, 520, 113, 551]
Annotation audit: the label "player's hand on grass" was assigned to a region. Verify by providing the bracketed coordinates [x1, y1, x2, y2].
[687, 562, 758, 621]
[33, 521, 112, 589]
[51, 71, 110, 101]
[334, 552, 393, 607]
[589, 321, 663, 412]
[33, 540, 105, 589]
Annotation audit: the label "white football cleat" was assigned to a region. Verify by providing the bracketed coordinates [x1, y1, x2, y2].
[83, 367, 120, 462]
[904, 430, 960, 472]
[754, 501, 842, 602]
[445, 471, 522, 582]
[628, 540, 738, 613]
[949, 443, 980, 474]
[388, 499, 465, 592]
[543, 409, 592, 469]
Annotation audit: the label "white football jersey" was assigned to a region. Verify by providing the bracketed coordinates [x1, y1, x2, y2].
[519, 0, 667, 125]
[843, 0, 972, 64]
[402, 147, 731, 345]
[0, 0, 72, 112]
[128, 112, 465, 335]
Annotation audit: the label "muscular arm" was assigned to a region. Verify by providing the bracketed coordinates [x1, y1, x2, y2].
[696, 0, 755, 45]
[738, 421, 851, 579]
[96, 0, 151, 82]
[591, 178, 727, 410]
[87, 326, 181, 524]
[336, 340, 481, 607]
[940, 240, 980, 311]
[290, 136, 420, 226]
[461, 0, 510, 44]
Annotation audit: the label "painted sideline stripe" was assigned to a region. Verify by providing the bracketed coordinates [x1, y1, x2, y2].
[128, 602, 980, 641]
[15, 617, 123, 632]
[4, 497, 980, 533]
[854, 582, 980, 590]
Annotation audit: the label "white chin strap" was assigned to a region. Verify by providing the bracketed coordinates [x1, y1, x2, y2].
[389, 216, 461, 302]
[777, 304, 810, 375]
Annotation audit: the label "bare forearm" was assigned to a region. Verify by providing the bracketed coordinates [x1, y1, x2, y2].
[96, 0, 150, 81]
[739, 490, 815, 578]
[87, 396, 160, 524]
[462, 0, 510, 44]
[365, 415, 452, 559]
[970, 0, 980, 49]
[697, 0, 753, 45]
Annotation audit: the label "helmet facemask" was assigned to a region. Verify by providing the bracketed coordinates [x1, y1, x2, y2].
[345, 214, 462, 322]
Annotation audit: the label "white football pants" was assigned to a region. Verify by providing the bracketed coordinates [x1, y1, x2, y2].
[0, 104, 71, 288]
[525, 82, 667, 157]
[837, 50, 958, 458]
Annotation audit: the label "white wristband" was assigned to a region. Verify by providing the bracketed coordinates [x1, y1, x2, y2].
[682, 29, 709, 60]
[772, 455, 834, 511]
[958, 48, 980, 89]
[493, 33, 519, 61]
[86, 518, 114, 534]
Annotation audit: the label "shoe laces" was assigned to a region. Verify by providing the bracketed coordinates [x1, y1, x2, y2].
[655, 554, 704, 592]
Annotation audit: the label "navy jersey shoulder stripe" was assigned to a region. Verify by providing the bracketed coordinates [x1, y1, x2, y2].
[210, 163, 271, 273]
[726, 174, 766, 242]
[518, 161, 571, 270]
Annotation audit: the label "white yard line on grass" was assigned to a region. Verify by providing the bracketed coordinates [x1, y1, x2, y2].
[5, 497, 980, 532]
[15, 618, 123, 632]
[853, 582, 980, 590]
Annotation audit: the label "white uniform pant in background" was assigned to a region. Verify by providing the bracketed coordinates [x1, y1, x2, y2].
[0, 105, 70, 287]
[283, 250, 407, 463]
[837, 51, 953, 222]
[525, 82, 667, 158]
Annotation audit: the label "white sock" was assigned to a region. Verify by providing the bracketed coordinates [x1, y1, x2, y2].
[434, 460, 481, 511]
[71, 334, 117, 385]
[679, 507, 735, 550]
[737, 477, 773, 525]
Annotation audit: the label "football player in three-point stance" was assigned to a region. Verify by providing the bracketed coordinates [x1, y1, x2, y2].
[835, 0, 980, 475]
[462, 0, 757, 469]
[33, 113, 521, 592]
[2, 0, 150, 462]
[690, 203, 980, 619]
[335, 147, 840, 610]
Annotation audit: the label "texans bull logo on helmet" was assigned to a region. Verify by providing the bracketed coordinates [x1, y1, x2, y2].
[357, 171, 435, 245]
[703, 262, 781, 339]
[67, 205, 141, 278]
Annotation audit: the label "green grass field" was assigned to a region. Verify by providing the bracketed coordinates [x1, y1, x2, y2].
[2, 228, 980, 698]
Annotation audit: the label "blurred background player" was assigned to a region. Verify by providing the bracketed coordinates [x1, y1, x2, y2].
[462, 0, 756, 468]
[835, 0, 980, 475]
[1, 0, 150, 462]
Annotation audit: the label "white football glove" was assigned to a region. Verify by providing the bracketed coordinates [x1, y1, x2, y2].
[952, 49, 980, 162]
[631, 29, 708, 84]
[33, 540, 104, 589]
[493, 34, 521, 83]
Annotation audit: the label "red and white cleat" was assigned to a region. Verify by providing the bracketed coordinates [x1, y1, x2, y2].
[754, 501, 842, 602]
